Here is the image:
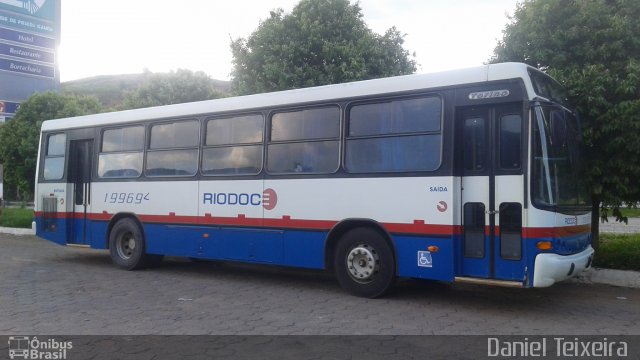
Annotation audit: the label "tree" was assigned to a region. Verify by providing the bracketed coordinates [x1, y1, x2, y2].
[121, 69, 223, 109]
[490, 0, 640, 246]
[230, 0, 417, 95]
[0, 92, 101, 200]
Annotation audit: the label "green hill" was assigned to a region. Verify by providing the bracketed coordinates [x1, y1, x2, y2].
[61, 73, 231, 109]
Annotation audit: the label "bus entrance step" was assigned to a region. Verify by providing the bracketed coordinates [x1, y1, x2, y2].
[454, 277, 524, 288]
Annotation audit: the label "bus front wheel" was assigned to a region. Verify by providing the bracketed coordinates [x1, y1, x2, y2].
[109, 218, 162, 270]
[334, 228, 396, 298]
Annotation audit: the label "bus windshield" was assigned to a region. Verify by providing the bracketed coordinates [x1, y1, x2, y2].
[531, 104, 589, 210]
[529, 69, 569, 107]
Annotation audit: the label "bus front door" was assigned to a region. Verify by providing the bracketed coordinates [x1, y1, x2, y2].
[458, 104, 525, 283]
[68, 140, 93, 245]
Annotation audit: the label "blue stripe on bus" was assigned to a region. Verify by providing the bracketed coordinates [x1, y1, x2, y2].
[34, 215, 590, 287]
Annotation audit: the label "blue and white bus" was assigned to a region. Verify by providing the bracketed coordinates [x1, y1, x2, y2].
[34, 63, 594, 297]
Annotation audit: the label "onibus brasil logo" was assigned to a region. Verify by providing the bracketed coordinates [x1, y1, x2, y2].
[8, 336, 72, 360]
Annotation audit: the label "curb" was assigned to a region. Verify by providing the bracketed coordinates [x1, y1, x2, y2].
[571, 267, 640, 289]
[0, 226, 35, 236]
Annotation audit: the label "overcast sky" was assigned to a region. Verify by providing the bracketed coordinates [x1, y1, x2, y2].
[59, 0, 520, 82]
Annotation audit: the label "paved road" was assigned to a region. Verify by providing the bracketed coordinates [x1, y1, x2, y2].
[600, 217, 640, 234]
[1, 234, 640, 336]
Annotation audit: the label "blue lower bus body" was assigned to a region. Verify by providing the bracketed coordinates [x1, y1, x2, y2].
[35, 215, 593, 288]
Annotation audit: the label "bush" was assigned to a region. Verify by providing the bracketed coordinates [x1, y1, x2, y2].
[0, 208, 33, 228]
[594, 233, 640, 271]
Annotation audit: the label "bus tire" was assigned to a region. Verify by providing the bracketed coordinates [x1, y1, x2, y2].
[109, 218, 161, 270]
[334, 228, 396, 298]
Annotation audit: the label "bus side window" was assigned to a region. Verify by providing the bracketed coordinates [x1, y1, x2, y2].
[346, 96, 442, 173]
[146, 120, 200, 177]
[500, 202, 522, 260]
[203, 114, 264, 176]
[98, 126, 144, 178]
[499, 114, 522, 170]
[267, 107, 340, 174]
[464, 202, 485, 258]
[43, 133, 66, 180]
[463, 117, 486, 172]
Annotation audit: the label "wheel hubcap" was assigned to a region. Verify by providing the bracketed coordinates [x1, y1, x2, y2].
[346, 244, 379, 283]
[117, 232, 136, 259]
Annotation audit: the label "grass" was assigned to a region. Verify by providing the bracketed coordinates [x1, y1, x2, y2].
[603, 207, 640, 219]
[0, 208, 34, 228]
[594, 233, 640, 271]
[620, 207, 640, 218]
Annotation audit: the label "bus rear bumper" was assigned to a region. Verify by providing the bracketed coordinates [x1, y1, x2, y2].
[532, 246, 594, 287]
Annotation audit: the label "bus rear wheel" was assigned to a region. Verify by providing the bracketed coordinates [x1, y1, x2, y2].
[109, 218, 162, 270]
[334, 228, 396, 298]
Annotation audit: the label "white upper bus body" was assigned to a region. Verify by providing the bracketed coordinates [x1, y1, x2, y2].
[41, 63, 539, 132]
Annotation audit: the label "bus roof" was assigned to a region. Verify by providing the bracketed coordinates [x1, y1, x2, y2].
[42, 62, 536, 132]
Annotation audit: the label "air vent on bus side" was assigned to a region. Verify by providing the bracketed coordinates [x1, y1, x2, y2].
[42, 196, 58, 232]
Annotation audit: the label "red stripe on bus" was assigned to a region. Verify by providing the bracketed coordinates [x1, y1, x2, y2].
[33, 211, 590, 238]
[34, 211, 460, 235]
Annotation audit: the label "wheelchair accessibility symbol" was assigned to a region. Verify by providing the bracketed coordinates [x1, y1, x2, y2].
[417, 251, 433, 268]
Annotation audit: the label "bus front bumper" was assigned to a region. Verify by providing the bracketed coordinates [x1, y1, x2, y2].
[532, 246, 595, 287]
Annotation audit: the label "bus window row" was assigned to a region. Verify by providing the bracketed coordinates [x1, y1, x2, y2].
[42, 95, 443, 180]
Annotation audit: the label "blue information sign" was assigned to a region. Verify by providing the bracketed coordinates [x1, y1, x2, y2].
[0, 9, 54, 35]
[0, 26, 54, 49]
[0, 0, 59, 103]
[0, 56, 53, 78]
[0, 41, 53, 63]
[0, 99, 20, 114]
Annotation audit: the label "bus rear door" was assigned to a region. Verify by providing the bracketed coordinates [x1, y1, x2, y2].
[68, 139, 93, 245]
